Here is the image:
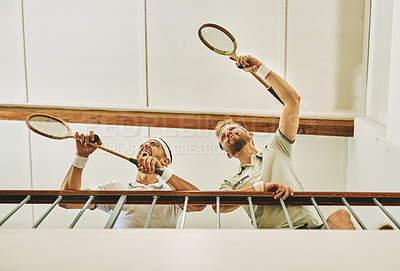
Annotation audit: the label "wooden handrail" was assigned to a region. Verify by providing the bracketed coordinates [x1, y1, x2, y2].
[0, 106, 354, 137]
[1, 190, 399, 206]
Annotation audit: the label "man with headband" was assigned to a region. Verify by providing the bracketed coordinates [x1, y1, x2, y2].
[214, 55, 355, 229]
[59, 132, 205, 228]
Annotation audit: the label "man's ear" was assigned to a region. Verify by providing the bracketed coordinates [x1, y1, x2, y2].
[160, 157, 170, 167]
[248, 132, 254, 139]
[226, 152, 233, 159]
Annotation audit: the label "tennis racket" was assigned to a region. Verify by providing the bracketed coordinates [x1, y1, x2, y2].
[25, 114, 164, 176]
[198, 23, 284, 105]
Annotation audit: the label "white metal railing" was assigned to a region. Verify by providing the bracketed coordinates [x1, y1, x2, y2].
[1, 190, 399, 229]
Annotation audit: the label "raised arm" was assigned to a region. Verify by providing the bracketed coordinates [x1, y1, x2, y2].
[59, 131, 101, 209]
[235, 55, 301, 141]
[266, 71, 300, 141]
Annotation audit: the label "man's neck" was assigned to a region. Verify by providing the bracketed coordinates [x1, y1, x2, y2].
[136, 172, 159, 185]
[235, 144, 258, 164]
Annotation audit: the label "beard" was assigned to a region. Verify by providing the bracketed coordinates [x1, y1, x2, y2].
[228, 136, 249, 155]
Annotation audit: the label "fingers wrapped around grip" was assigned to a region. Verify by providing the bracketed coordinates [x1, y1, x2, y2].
[75, 131, 102, 158]
[136, 156, 163, 174]
[231, 55, 263, 73]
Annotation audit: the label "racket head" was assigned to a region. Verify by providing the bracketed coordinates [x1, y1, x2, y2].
[198, 23, 238, 57]
[25, 114, 74, 140]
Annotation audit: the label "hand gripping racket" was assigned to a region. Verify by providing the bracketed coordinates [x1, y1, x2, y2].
[25, 114, 164, 176]
[198, 23, 284, 105]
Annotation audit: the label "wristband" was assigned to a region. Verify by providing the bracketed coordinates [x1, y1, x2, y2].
[161, 167, 173, 182]
[257, 63, 272, 79]
[253, 181, 264, 192]
[72, 154, 88, 169]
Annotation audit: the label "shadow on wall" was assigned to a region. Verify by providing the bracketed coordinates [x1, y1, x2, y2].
[334, 0, 365, 110]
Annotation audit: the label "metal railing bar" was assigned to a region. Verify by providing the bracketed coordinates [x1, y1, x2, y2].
[69, 195, 95, 229]
[216, 196, 220, 229]
[104, 195, 127, 229]
[279, 197, 293, 229]
[32, 195, 62, 228]
[373, 198, 400, 229]
[0, 195, 31, 227]
[144, 196, 158, 228]
[342, 197, 367, 230]
[247, 197, 257, 229]
[310, 197, 331, 230]
[180, 196, 189, 229]
[2, 191, 400, 206]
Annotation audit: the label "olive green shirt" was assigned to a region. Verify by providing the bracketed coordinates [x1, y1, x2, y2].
[220, 129, 320, 229]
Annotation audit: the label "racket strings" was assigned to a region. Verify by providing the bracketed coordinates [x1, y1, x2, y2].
[200, 27, 235, 53]
[28, 116, 70, 137]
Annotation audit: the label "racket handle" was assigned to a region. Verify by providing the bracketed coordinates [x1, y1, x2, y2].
[88, 142, 130, 160]
[90, 134, 100, 143]
[128, 158, 165, 176]
[267, 86, 284, 105]
[250, 72, 284, 105]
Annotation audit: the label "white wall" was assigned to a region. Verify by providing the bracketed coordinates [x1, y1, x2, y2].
[287, 0, 366, 117]
[23, 0, 147, 108]
[147, 0, 284, 115]
[347, 118, 400, 229]
[347, 118, 400, 192]
[387, 0, 400, 147]
[1, 230, 399, 271]
[365, 0, 393, 126]
[0, 120, 32, 228]
[0, 0, 26, 103]
[0, 0, 367, 118]
[345, 0, 400, 229]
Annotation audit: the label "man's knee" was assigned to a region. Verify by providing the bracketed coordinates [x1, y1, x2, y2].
[327, 209, 355, 229]
[330, 209, 351, 220]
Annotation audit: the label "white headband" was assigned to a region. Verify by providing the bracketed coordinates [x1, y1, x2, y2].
[219, 124, 248, 138]
[142, 137, 172, 164]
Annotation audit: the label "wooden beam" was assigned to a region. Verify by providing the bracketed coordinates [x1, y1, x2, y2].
[0, 106, 353, 137]
[1, 190, 399, 206]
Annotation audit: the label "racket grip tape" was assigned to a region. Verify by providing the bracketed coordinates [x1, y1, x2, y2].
[128, 158, 165, 176]
[89, 134, 100, 143]
[268, 87, 285, 106]
[250, 72, 285, 106]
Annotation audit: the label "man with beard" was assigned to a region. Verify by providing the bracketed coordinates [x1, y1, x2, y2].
[60, 132, 205, 228]
[214, 55, 355, 229]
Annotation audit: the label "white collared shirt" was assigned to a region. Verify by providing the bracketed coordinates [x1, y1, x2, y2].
[94, 180, 182, 228]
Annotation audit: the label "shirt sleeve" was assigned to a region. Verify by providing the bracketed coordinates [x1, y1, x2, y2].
[90, 181, 120, 213]
[95, 181, 120, 190]
[266, 129, 295, 157]
[219, 180, 234, 191]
